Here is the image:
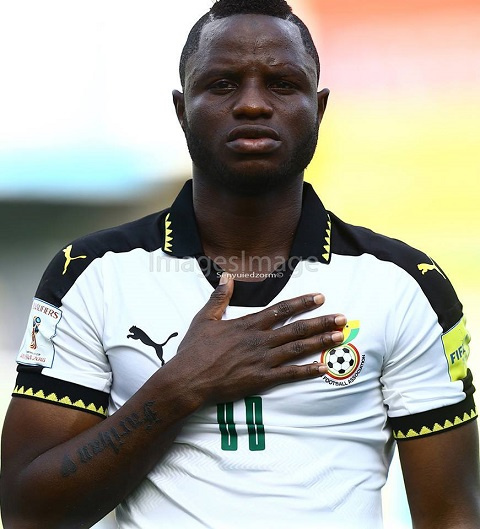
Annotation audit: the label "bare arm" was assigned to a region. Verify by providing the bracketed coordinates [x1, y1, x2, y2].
[1, 378, 188, 529]
[1, 278, 345, 528]
[398, 420, 480, 529]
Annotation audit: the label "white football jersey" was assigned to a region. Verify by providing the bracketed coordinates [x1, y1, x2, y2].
[15, 181, 476, 529]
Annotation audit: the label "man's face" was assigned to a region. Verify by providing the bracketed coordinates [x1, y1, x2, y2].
[175, 14, 327, 196]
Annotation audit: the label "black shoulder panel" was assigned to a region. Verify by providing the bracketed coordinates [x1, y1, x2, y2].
[329, 212, 463, 332]
[35, 209, 168, 307]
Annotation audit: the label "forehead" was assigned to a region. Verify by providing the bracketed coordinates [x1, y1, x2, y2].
[185, 14, 316, 84]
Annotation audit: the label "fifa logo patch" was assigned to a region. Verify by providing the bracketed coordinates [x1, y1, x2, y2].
[320, 320, 365, 386]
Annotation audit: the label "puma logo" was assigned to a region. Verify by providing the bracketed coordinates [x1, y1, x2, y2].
[127, 326, 178, 366]
[417, 260, 446, 279]
[62, 244, 87, 275]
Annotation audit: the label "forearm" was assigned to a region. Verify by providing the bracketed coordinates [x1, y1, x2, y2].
[2, 364, 201, 529]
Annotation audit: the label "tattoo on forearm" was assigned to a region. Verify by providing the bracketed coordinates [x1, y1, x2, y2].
[61, 401, 160, 477]
[61, 455, 77, 477]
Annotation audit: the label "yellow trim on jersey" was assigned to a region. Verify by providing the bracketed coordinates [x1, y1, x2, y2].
[164, 213, 173, 253]
[13, 384, 107, 416]
[322, 215, 332, 262]
[393, 407, 477, 439]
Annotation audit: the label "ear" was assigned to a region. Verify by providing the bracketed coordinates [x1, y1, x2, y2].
[317, 88, 330, 122]
[172, 90, 186, 131]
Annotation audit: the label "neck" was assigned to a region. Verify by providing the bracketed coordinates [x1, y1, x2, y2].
[193, 176, 304, 276]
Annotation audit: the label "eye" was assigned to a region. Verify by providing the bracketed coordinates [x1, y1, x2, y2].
[269, 80, 297, 93]
[208, 80, 237, 93]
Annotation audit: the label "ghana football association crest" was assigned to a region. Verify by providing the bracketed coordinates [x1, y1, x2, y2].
[320, 320, 365, 387]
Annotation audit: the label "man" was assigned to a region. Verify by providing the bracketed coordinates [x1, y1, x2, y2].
[1, 0, 479, 528]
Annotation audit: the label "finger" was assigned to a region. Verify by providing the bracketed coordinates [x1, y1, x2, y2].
[267, 314, 347, 348]
[199, 273, 234, 321]
[250, 293, 326, 330]
[264, 362, 329, 386]
[270, 329, 346, 366]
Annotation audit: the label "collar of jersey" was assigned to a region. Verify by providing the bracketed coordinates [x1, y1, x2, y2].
[161, 179, 331, 306]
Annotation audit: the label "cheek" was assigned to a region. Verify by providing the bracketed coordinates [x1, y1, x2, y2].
[294, 98, 319, 124]
[185, 97, 230, 132]
[282, 104, 319, 140]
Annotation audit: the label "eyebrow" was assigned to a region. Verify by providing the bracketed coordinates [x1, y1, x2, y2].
[194, 63, 310, 80]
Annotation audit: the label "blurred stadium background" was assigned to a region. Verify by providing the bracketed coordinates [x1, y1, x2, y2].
[0, 1, 478, 527]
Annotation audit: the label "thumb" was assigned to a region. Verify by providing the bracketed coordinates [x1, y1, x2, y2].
[203, 273, 234, 321]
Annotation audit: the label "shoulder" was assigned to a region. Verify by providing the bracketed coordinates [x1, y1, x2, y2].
[329, 212, 462, 332]
[35, 209, 169, 306]
[70, 209, 168, 256]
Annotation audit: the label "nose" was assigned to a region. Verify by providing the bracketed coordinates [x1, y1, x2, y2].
[232, 80, 273, 119]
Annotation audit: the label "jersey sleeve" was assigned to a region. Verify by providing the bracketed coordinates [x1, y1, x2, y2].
[13, 240, 112, 417]
[381, 257, 476, 440]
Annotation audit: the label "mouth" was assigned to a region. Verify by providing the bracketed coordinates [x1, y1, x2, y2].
[226, 125, 281, 154]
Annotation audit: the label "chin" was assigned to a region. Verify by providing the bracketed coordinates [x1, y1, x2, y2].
[207, 166, 300, 197]
[193, 151, 312, 197]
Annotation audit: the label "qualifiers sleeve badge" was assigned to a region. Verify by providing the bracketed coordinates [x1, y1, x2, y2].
[17, 298, 63, 368]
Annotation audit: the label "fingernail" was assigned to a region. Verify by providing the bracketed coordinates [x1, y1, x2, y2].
[219, 273, 229, 285]
[332, 331, 344, 342]
[313, 294, 325, 305]
[335, 315, 347, 326]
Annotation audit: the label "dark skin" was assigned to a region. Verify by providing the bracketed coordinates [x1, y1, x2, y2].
[1, 13, 479, 529]
[398, 422, 480, 529]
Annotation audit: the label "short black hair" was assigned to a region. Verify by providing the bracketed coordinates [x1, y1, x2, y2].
[179, 0, 320, 88]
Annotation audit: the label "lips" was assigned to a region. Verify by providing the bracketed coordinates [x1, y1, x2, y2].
[226, 125, 281, 154]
